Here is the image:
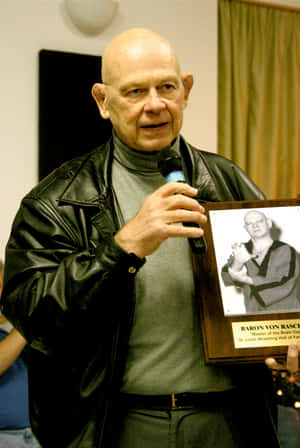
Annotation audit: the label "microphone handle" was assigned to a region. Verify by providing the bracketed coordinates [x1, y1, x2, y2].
[183, 222, 207, 254]
[164, 173, 206, 254]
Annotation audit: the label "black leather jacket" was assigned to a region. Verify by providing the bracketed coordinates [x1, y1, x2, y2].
[2, 137, 279, 448]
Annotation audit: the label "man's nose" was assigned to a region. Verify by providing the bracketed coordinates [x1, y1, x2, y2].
[144, 88, 166, 113]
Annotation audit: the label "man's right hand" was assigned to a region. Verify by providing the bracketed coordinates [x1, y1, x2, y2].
[230, 243, 255, 271]
[114, 182, 207, 259]
[228, 265, 254, 285]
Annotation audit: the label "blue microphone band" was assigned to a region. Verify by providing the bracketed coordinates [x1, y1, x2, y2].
[165, 171, 186, 183]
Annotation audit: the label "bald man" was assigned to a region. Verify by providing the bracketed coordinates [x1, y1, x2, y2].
[222, 210, 300, 313]
[1, 28, 296, 448]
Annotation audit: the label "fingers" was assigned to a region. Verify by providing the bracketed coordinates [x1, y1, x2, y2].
[163, 198, 207, 226]
[157, 182, 206, 215]
[115, 182, 206, 258]
[265, 340, 300, 374]
[164, 209, 206, 227]
[145, 182, 206, 228]
[265, 357, 281, 370]
[287, 341, 300, 374]
[231, 243, 249, 253]
[159, 181, 199, 199]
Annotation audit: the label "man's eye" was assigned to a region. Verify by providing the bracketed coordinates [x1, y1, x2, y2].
[127, 88, 144, 97]
[160, 84, 176, 92]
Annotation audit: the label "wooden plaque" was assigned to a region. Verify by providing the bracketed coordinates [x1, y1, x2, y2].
[193, 198, 300, 364]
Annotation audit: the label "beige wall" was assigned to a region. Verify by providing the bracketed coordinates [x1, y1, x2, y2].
[0, 0, 218, 257]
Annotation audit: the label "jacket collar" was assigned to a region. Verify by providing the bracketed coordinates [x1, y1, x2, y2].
[58, 138, 113, 207]
[57, 135, 217, 207]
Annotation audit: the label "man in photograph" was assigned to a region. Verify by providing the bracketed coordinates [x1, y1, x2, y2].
[222, 210, 300, 313]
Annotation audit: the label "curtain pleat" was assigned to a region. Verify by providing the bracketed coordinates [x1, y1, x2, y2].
[218, 0, 300, 199]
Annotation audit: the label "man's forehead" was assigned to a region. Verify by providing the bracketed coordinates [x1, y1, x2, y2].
[102, 29, 180, 84]
[115, 68, 182, 91]
[103, 28, 172, 59]
[245, 211, 266, 223]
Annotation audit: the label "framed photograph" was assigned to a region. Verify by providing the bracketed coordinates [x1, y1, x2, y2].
[193, 198, 300, 364]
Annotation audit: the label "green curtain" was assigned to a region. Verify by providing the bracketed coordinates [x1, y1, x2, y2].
[218, 0, 300, 199]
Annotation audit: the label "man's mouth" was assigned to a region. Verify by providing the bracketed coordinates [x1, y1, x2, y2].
[141, 122, 168, 129]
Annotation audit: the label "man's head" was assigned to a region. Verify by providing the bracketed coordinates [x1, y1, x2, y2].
[244, 210, 272, 240]
[92, 28, 193, 152]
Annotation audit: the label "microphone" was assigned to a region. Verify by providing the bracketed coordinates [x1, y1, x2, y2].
[157, 148, 207, 254]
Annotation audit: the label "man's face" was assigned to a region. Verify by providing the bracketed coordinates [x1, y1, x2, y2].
[244, 212, 271, 239]
[93, 41, 193, 152]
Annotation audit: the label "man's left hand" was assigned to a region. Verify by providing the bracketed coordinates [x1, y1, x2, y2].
[265, 341, 300, 409]
[265, 341, 300, 375]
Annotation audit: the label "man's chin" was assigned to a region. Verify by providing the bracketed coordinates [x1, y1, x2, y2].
[135, 137, 175, 152]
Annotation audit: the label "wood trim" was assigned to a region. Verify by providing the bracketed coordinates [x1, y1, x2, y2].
[232, 0, 300, 12]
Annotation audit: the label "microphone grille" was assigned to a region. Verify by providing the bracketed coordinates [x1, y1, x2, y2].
[157, 148, 183, 177]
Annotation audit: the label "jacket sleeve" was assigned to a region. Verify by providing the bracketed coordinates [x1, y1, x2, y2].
[1, 195, 144, 359]
[250, 245, 300, 307]
[214, 159, 266, 200]
[194, 149, 266, 201]
[221, 264, 238, 287]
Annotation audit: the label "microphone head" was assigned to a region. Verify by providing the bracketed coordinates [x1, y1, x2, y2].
[157, 148, 183, 177]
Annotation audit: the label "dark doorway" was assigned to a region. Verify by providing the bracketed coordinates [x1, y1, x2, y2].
[39, 49, 112, 180]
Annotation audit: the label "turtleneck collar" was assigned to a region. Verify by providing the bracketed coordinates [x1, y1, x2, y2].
[112, 129, 180, 175]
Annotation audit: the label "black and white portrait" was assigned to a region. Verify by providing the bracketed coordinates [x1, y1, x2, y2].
[209, 206, 300, 316]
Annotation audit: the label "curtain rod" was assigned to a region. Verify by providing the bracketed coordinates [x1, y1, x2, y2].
[232, 0, 300, 12]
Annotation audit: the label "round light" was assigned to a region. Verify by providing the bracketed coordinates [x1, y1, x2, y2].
[64, 0, 119, 35]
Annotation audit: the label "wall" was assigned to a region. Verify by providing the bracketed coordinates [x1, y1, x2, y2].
[0, 0, 218, 258]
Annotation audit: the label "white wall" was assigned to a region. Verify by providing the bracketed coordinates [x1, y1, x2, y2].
[0, 0, 218, 258]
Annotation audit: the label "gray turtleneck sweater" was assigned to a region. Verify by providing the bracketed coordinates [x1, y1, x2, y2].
[112, 132, 234, 395]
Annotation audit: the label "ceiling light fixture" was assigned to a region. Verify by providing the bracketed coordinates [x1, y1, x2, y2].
[64, 0, 120, 35]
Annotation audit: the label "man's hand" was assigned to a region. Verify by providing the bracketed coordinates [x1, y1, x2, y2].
[265, 341, 300, 409]
[114, 182, 207, 259]
[265, 341, 300, 375]
[228, 265, 254, 285]
[229, 243, 256, 271]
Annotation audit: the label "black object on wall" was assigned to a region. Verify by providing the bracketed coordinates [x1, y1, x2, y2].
[38, 49, 112, 180]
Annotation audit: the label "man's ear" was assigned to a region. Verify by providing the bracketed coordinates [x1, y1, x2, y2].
[91, 83, 110, 120]
[181, 72, 194, 108]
